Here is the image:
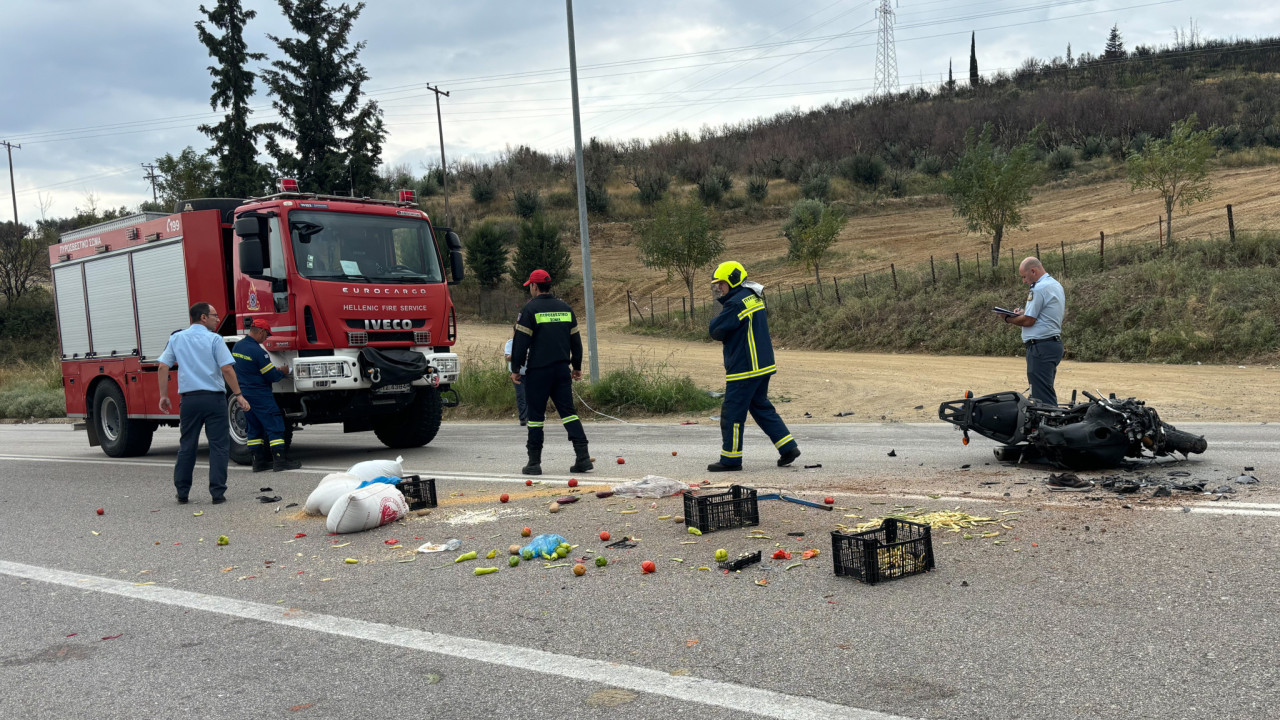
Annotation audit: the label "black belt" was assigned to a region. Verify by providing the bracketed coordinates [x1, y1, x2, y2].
[1024, 336, 1061, 347]
[180, 390, 224, 396]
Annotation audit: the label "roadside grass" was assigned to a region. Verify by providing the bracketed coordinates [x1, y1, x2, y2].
[445, 354, 721, 420]
[625, 231, 1280, 364]
[0, 356, 65, 420]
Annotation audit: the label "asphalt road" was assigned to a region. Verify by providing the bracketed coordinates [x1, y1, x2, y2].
[1, 420, 1277, 720]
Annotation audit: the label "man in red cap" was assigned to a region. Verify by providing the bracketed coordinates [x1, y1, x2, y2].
[232, 319, 301, 471]
[509, 269, 591, 475]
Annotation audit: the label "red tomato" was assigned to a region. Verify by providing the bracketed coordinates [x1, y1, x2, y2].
[600, 531, 611, 541]
[525, 479, 533, 486]
[500, 494, 510, 503]
[641, 560, 656, 574]
[95, 508, 104, 515]
[823, 497, 834, 505]
[568, 478, 578, 488]
[616, 458, 625, 464]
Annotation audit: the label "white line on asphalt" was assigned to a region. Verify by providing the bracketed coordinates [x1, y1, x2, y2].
[0, 560, 912, 720]
[1183, 507, 1280, 517]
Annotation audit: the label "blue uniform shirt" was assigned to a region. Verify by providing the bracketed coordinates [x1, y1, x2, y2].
[1021, 273, 1065, 342]
[709, 283, 777, 382]
[157, 324, 234, 393]
[232, 336, 284, 396]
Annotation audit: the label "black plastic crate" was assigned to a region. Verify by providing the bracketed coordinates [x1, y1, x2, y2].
[684, 484, 759, 534]
[398, 475, 437, 511]
[831, 518, 935, 584]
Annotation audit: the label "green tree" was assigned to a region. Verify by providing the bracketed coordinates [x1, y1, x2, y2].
[0, 222, 45, 306]
[509, 213, 571, 290]
[633, 198, 725, 312]
[464, 221, 510, 289]
[260, 0, 383, 196]
[947, 124, 1039, 267]
[969, 32, 979, 87]
[1103, 24, 1125, 60]
[196, 0, 270, 198]
[1127, 115, 1215, 245]
[782, 199, 846, 284]
[155, 147, 218, 207]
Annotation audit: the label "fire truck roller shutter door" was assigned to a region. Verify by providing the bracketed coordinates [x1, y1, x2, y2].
[53, 264, 90, 358]
[84, 255, 137, 357]
[132, 241, 191, 360]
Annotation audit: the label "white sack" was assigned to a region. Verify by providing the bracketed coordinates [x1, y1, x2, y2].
[347, 455, 405, 482]
[326, 483, 409, 534]
[304, 472, 362, 515]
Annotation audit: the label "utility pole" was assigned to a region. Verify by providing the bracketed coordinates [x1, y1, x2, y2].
[1, 141, 19, 224]
[565, 0, 600, 382]
[141, 162, 160, 204]
[425, 83, 451, 226]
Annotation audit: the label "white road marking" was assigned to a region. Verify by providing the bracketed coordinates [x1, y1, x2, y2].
[0, 560, 912, 720]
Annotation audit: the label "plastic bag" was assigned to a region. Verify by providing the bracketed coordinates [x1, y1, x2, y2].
[304, 472, 362, 515]
[611, 475, 686, 498]
[326, 483, 409, 534]
[519, 533, 568, 559]
[347, 455, 404, 482]
[356, 475, 401, 490]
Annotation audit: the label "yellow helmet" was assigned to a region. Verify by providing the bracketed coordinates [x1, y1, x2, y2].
[712, 261, 747, 288]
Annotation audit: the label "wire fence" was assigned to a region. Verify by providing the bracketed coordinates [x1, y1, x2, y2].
[451, 285, 527, 323]
[626, 201, 1280, 327]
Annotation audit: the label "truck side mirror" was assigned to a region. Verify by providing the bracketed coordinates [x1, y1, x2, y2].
[445, 231, 465, 285]
[239, 239, 264, 277]
[234, 216, 267, 239]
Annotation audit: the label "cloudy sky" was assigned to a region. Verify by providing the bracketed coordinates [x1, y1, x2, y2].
[1, 0, 1274, 222]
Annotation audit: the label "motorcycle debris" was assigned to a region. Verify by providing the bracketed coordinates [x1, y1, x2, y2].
[1151, 485, 1172, 498]
[257, 495, 282, 503]
[1234, 474, 1259, 485]
[887, 449, 897, 457]
[803, 463, 822, 469]
[1211, 485, 1236, 494]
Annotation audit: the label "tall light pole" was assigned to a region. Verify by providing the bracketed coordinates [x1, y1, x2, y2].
[565, 0, 600, 382]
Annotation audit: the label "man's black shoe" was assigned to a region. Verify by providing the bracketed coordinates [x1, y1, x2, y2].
[707, 462, 742, 472]
[522, 464, 542, 476]
[211, 497, 226, 505]
[175, 493, 189, 504]
[777, 447, 801, 467]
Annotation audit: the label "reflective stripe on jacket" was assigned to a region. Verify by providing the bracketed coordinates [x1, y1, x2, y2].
[231, 336, 283, 395]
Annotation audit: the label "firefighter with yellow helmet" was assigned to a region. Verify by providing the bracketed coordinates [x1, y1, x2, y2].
[706, 261, 800, 471]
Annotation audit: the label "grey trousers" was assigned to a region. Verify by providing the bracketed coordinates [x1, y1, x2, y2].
[1025, 339, 1064, 407]
[175, 391, 229, 499]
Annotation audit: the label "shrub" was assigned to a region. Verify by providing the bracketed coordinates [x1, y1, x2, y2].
[1047, 145, 1076, 172]
[470, 176, 497, 204]
[1081, 136, 1107, 160]
[512, 189, 543, 219]
[746, 176, 769, 202]
[837, 154, 886, 187]
[1213, 124, 1244, 151]
[781, 158, 805, 184]
[633, 170, 670, 206]
[464, 221, 511, 288]
[696, 167, 733, 206]
[547, 191, 575, 210]
[885, 171, 908, 198]
[584, 183, 610, 215]
[914, 154, 944, 176]
[509, 213, 571, 289]
[581, 361, 722, 415]
[1264, 125, 1280, 149]
[800, 172, 831, 201]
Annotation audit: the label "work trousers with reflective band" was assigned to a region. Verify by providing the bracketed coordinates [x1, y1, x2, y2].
[718, 374, 797, 467]
[523, 363, 586, 450]
[243, 392, 286, 452]
[175, 391, 229, 498]
[1025, 339, 1064, 407]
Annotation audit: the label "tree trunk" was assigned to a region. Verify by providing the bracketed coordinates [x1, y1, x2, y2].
[1165, 196, 1175, 247]
[814, 264, 821, 285]
[685, 276, 696, 323]
[990, 225, 1004, 267]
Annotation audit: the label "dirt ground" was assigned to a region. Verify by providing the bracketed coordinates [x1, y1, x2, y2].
[574, 164, 1280, 323]
[456, 321, 1280, 424]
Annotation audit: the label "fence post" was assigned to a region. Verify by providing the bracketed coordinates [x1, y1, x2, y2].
[1009, 247, 1015, 275]
[891, 263, 898, 293]
[1227, 204, 1235, 242]
[1060, 240, 1067, 278]
[666, 297, 671, 321]
[681, 296, 686, 322]
[627, 289, 632, 324]
[863, 273, 869, 293]
[804, 284, 812, 309]
[1099, 231, 1105, 270]
[976, 253, 981, 282]
[834, 277, 842, 304]
[650, 295, 656, 324]
[930, 255, 936, 285]
[1158, 216, 1163, 245]
[791, 285, 799, 308]
[955, 252, 961, 281]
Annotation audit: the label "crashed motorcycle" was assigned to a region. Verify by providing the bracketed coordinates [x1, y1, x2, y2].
[938, 390, 1207, 470]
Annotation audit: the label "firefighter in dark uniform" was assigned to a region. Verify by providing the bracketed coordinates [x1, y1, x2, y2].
[509, 269, 592, 476]
[707, 261, 800, 472]
[232, 319, 301, 472]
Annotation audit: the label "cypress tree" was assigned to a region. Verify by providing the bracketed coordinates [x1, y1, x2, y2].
[196, 1, 270, 198]
[969, 32, 979, 86]
[1103, 25, 1126, 60]
[509, 214, 571, 290]
[260, 0, 384, 196]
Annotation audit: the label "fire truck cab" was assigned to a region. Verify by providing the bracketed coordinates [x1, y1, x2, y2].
[49, 186, 464, 463]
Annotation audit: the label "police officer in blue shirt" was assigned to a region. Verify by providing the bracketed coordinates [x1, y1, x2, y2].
[158, 302, 251, 504]
[707, 261, 800, 472]
[1005, 257, 1066, 406]
[232, 318, 301, 472]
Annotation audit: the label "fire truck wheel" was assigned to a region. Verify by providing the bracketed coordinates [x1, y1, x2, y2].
[227, 393, 253, 465]
[373, 387, 443, 448]
[93, 381, 154, 457]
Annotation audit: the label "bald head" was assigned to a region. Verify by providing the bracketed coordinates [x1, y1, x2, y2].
[1018, 257, 1045, 285]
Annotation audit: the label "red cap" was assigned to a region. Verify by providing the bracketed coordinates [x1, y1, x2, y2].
[523, 269, 551, 287]
[249, 318, 272, 334]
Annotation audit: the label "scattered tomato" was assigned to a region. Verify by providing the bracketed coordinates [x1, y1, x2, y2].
[567, 478, 578, 488]
[525, 479, 533, 486]
[641, 560, 656, 574]
[521, 527, 532, 537]
[616, 457, 625, 464]
[573, 564, 587, 576]
[95, 508, 104, 515]
[823, 497, 834, 505]
[500, 494, 510, 503]
[600, 531, 611, 541]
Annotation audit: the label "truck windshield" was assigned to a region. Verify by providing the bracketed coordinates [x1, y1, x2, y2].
[289, 210, 443, 283]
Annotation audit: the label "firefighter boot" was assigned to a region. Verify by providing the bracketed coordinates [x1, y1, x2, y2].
[522, 446, 542, 476]
[569, 441, 593, 473]
[251, 446, 271, 473]
[272, 449, 302, 472]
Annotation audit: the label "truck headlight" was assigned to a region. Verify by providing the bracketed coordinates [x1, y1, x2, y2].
[433, 358, 459, 375]
[297, 361, 351, 379]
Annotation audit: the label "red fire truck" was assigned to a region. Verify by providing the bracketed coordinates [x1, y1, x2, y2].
[49, 184, 465, 463]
